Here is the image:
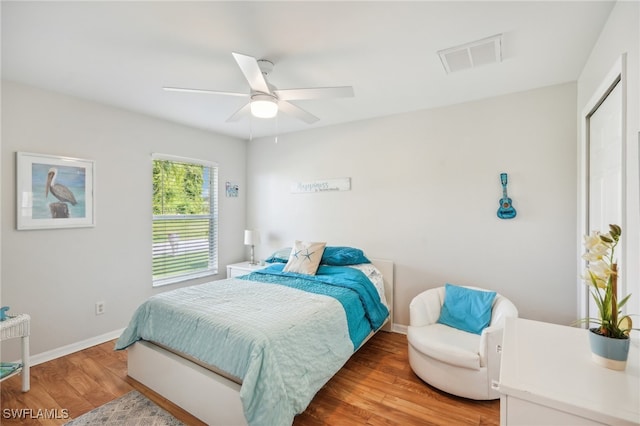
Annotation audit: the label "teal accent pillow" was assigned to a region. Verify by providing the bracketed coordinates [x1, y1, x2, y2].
[437, 284, 497, 334]
[268, 246, 370, 266]
[265, 247, 292, 263]
[321, 246, 370, 266]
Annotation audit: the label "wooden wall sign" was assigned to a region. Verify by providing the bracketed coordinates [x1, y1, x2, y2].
[291, 178, 351, 194]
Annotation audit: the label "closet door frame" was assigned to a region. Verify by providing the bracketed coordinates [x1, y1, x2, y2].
[578, 54, 627, 323]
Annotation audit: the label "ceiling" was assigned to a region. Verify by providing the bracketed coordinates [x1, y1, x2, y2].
[2, 1, 615, 140]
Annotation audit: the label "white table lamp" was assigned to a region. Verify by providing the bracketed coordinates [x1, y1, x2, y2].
[244, 230, 260, 265]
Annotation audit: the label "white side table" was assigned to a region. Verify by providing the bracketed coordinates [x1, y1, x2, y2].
[226, 261, 266, 278]
[0, 314, 30, 392]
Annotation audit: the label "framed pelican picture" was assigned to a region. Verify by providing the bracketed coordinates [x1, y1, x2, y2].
[16, 152, 95, 230]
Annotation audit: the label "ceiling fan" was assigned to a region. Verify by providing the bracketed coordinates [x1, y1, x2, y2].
[164, 52, 354, 124]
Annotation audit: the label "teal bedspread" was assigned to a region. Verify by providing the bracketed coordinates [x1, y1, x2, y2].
[241, 264, 389, 348]
[115, 267, 388, 426]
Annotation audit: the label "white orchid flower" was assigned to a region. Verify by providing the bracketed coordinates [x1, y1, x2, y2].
[589, 260, 612, 277]
[583, 269, 608, 289]
[583, 232, 602, 250]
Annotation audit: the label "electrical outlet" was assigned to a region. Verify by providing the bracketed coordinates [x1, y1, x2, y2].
[95, 301, 105, 315]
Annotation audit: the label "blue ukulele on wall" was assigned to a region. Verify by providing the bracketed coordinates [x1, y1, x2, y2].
[497, 173, 517, 219]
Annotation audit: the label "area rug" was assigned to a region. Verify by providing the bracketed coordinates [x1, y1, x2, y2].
[65, 390, 184, 425]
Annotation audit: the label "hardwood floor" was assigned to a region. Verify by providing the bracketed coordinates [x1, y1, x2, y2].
[0, 332, 499, 425]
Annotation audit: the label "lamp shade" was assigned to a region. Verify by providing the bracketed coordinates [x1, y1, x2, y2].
[244, 230, 260, 245]
[250, 95, 278, 118]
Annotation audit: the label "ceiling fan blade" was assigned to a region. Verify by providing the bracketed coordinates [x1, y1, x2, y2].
[274, 86, 354, 101]
[164, 87, 248, 97]
[232, 52, 271, 94]
[226, 102, 251, 122]
[278, 101, 320, 124]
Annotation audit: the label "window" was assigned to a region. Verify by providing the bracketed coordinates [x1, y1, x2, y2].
[152, 154, 218, 286]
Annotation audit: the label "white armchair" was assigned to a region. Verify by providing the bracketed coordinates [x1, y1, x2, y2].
[407, 286, 518, 400]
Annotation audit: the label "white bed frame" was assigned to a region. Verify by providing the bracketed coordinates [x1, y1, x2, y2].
[127, 258, 394, 425]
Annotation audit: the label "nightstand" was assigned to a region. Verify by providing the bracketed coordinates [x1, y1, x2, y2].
[0, 314, 30, 392]
[226, 261, 266, 278]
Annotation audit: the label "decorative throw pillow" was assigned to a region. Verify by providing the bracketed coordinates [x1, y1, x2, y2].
[283, 241, 326, 275]
[321, 246, 370, 266]
[437, 283, 497, 334]
[265, 247, 292, 263]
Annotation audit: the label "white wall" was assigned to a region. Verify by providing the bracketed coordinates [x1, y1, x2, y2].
[577, 0, 640, 319]
[247, 83, 578, 327]
[1, 81, 247, 361]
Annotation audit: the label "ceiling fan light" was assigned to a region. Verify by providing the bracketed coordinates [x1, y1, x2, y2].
[250, 95, 278, 118]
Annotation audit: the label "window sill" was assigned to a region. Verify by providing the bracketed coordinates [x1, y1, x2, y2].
[152, 270, 218, 288]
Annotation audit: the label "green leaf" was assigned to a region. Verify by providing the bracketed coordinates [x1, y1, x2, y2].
[618, 294, 632, 309]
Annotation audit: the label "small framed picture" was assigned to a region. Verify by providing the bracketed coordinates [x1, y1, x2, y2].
[16, 152, 95, 230]
[226, 181, 239, 197]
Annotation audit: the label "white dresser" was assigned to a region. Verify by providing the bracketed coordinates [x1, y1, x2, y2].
[499, 318, 639, 425]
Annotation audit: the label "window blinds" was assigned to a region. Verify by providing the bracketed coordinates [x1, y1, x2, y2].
[152, 155, 218, 286]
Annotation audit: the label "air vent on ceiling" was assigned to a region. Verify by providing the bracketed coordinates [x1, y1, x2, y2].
[438, 34, 503, 74]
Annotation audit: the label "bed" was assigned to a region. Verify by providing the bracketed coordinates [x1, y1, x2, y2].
[116, 252, 393, 426]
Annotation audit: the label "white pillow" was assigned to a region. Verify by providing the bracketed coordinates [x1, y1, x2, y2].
[347, 263, 388, 309]
[283, 240, 326, 275]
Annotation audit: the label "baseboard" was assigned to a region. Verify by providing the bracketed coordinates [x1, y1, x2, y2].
[25, 324, 402, 366]
[28, 328, 125, 366]
[392, 323, 407, 334]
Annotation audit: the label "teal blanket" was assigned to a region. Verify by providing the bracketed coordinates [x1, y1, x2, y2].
[115, 269, 388, 426]
[240, 264, 389, 348]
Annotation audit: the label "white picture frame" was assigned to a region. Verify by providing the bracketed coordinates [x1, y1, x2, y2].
[16, 152, 95, 230]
